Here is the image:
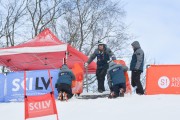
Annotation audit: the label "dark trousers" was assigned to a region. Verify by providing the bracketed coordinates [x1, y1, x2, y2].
[112, 83, 126, 97]
[131, 71, 144, 94]
[96, 68, 107, 91]
[57, 83, 73, 99]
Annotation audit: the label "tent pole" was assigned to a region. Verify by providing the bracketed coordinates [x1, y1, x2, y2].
[24, 71, 27, 120]
[64, 51, 68, 65]
[85, 66, 88, 92]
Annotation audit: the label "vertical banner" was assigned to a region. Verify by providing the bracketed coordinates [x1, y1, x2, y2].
[114, 60, 132, 94]
[0, 74, 5, 102]
[25, 93, 58, 119]
[72, 63, 84, 94]
[5, 69, 59, 102]
[146, 65, 180, 95]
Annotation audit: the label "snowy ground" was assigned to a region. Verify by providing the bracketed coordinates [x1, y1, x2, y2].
[0, 93, 180, 120]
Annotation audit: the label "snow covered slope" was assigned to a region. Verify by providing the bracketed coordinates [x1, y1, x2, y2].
[0, 94, 180, 120]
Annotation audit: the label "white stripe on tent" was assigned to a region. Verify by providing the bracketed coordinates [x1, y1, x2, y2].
[0, 44, 67, 56]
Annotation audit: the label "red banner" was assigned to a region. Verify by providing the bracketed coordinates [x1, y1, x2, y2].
[24, 70, 59, 120]
[146, 65, 180, 95]
[25, 93, 58, 119]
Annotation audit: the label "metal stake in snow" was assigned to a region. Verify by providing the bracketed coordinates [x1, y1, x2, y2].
[85, 66, 88, 92]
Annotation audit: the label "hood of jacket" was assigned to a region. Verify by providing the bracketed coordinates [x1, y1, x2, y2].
[131, 41, 141, 49]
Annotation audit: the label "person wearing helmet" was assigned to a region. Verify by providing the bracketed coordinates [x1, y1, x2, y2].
[85, 41, 116, 93]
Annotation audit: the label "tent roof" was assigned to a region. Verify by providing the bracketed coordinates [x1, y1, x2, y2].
[0, 28, 96, 73]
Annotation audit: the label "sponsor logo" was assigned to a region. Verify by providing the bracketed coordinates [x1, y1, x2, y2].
[12, 77, 51, 91]
[29, 100, 51, 111]
[171, 77, 180, 87]
[158, 76, 170, 89]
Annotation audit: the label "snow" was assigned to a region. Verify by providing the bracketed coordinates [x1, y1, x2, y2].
[0, 93, 180, 120]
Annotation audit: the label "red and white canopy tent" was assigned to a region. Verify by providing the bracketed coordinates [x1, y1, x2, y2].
[0, 28, 96, 73]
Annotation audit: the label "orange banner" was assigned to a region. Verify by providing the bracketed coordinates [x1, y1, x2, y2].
[114, 60, 132, 94]
[72, 63, 84, 94]
[25, 93, 58, 119]
[146, 65, 180, 95]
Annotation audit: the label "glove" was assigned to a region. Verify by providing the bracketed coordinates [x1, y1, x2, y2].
[133, 68, 138, 72]
[84, 62, 88, 67]
[133, 68, 142, 73]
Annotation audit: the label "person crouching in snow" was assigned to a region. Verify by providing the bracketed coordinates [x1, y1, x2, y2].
[56, 64, 75, 101]
[107, 61, 128, 98]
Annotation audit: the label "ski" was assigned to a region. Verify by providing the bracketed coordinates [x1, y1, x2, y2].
[76, 94, 109, 99]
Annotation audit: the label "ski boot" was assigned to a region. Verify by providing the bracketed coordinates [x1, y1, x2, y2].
[58, 92, 63, 101]
[63, 92, 68, 101]
[119, 88, 124, 97]
[98, 89, 104, 93]
[108, 92, 115, 99]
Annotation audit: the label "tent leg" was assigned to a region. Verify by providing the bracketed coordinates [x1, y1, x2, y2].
[85, 66, 88, 92]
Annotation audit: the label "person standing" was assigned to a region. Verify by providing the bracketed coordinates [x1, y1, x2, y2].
[85, 42, 116, 93]
[107, 61, 128, 98]
[130, 41, 144, 95]
[56, 64, 75, 101]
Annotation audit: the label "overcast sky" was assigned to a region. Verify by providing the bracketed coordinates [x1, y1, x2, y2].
[124, 0, 180, 64]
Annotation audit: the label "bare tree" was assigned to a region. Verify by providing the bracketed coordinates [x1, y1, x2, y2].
[0, 0, 132, 90]
[0, 0, 27, 47]
[26, 0, 65, 37]
[59, 0, 130, 58]
[58, 0, 131, 91]
[0, 12, 4, 47]
[0, 12, 3, 39]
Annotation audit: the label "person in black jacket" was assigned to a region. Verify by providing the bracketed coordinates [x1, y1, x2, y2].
[56, 64, 75, 101]
[85, 41, 116, 93]
[130, 41, 144, 95]
[107, 61, 128, 98]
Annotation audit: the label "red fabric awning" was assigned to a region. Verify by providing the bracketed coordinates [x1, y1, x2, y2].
[0, 28, 96, 73]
